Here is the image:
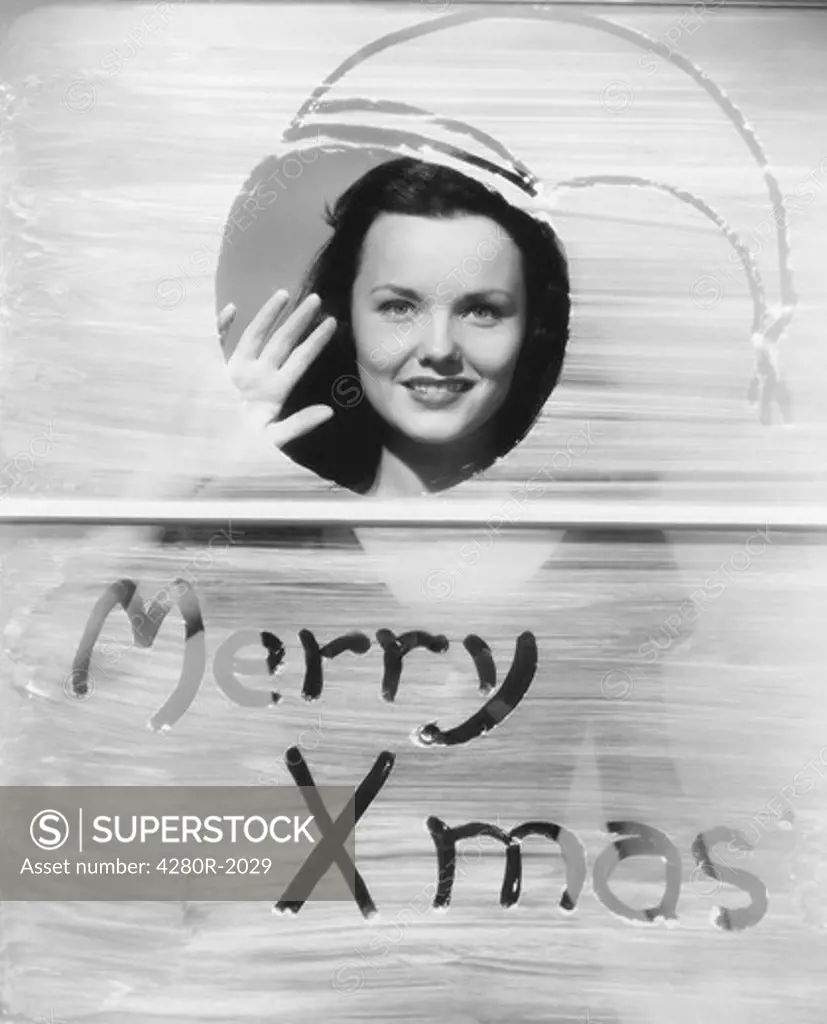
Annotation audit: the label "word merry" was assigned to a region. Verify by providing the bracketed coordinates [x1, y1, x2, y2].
[277, 747, 767, 932]
[68, 578, 537, 743]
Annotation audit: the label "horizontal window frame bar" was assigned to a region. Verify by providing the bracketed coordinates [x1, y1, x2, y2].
[0, 499, 824, 532]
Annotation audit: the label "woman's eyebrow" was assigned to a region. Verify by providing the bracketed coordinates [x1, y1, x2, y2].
[370, 286, 514, 301]
[370, 285, 421, 299]
[461, 289, 514, 302]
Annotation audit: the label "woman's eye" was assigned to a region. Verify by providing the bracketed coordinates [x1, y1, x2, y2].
[463, 303, 501, 322]
[379, 299, 415, 317]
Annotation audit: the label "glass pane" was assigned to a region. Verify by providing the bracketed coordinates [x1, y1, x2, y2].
[2, 2, 826, 1022]
[1, 1, 825, 503]
[2, 521, 827, 1020]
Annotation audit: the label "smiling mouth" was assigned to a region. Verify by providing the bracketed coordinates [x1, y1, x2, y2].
[401, 379, 474, 395]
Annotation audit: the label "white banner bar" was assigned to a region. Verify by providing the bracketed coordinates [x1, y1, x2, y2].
[0, 499, 824, 531]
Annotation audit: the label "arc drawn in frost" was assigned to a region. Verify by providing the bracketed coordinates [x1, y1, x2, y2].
[552, 175, 766, 335]
[283, 6, 796, 423]
[286, 97, 537, 191]
[284, 100, 537, 196]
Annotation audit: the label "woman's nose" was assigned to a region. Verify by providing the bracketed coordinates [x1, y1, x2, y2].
[416, 312, 462, 370]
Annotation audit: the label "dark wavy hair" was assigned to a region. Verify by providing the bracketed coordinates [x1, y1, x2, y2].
[279, 156, 570, 493]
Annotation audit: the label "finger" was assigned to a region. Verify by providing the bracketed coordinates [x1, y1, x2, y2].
[263, 404, 335, 448]
[217, 302, 236, 333]
[235, 288, 291, 362]
[268, 314, 337, 384]
[217, 303, 237, 348]
[261, 292, 324, 367]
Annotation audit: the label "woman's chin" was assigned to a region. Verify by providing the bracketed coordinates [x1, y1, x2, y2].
[395, 417, 481, 447]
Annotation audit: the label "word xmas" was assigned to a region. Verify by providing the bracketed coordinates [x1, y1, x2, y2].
[277, 748, 767, 932]
[68, 578, 536, 742]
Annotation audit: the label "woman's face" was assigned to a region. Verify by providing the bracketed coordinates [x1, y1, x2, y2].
[350, 212, 527, 445]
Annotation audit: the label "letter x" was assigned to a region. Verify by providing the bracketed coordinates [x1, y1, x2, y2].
[275, 747, 394, 919]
